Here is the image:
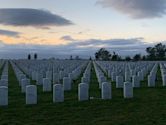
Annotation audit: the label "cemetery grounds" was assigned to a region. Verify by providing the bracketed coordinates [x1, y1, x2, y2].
[0, 60, 166, 125]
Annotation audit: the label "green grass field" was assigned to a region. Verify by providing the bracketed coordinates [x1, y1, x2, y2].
[1, 62, 166, 125]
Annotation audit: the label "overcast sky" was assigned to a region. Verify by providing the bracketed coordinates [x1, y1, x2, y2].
[0, 0, 166, 59]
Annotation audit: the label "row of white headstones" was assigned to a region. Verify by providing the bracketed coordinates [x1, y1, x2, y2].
[1, 60, 165, 107]
[4, 60, 89, 105]
[0, 61, 8, 106]
[94, 61, 166, 99]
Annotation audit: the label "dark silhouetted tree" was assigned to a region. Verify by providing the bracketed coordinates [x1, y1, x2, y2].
[133, 54, 141, 61]
[146, 43, 166, 60]
[95, 48, 111, 61]
[155, 43, 166, 60]
[146, 47, 156, 60]
[142, 55, 146, 61]
[125, 56, 131, 61]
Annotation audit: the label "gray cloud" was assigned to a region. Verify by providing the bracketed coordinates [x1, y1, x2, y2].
[0, 29, 21, 37]
[0, 37, 154, 59]
[97, 0, 166, 19]
[0, 8, 73, 28]
[64, 37, 150, 56]
[76, 37, 145, 46]
[60, 35, 76, 41]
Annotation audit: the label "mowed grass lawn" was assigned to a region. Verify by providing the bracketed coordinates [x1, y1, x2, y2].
[1, 62, 166, 125]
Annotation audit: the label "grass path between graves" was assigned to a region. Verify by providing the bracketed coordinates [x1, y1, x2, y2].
[89, 62, 101, 98]
[1, 62, 166, 124]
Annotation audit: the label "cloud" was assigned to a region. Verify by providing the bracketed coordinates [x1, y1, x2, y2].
[74, 37, 145, 46]
[0, 8, 73, 28]
[0, 29, 21, 37]
[0, 37, 152, 59]
[62, 36, 145, 47]
[60, 35, 76, 41]
[97, 0, 166, 19]
[63, 37, 150, 56]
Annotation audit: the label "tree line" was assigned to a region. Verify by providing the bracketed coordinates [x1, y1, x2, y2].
[95, 43, 166, 61]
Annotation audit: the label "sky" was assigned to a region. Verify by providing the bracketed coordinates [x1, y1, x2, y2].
[0, 0, 166, 59]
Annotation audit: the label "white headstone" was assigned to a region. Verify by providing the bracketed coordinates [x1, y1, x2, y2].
[0, 86, 8, 106]
[26, 85, 37, 104]
[1, 75, 8, 80]
[148, 75, 155, 87]
[111, 72, 116, 82]
[162, 75, 166, 86]
[138, 71, 144, 81]
[43, 78, 52, 92]
[0, 79, 8, 86]
[123, 82, 133, 98]
[63, 77, 71, 91]
[68, 73, 73, 80]
[108, 70, 111, 78]
[59, 71, 64, 80]
[53, 73, 60, 84]
[116, 76, 124, 88]
[36, 73, 43, 85]
[99, 76, 106, 89]
[81, 77, 88, 84]
[125, 71, 131, 82]
[19, 74, 26, 86]
[78, 83, 89, 101]
[32, 71, 36, 80]
[53, 84, 64, 102]
[132, 75, 140, 88]
[101, 82, 112, 100]
[46, 71, 52, 81]
[21, 79, 30, 93]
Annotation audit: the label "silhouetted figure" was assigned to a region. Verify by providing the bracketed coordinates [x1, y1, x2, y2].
[112, 51, 119, 61]
[70, 55, 73, 60]
[34, 53, 38, 60]
[28, 54, 31, 60]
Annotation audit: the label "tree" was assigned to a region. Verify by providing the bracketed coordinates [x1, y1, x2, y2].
[142, 55, 146, 61]
[125, 56, 131, 61]
[155, 43, 166, 60]
[28, 54, 31, 60]
[89, 56, 92, 60]
[34, 53, 38, 60]
[133, 54, 141, 61]
[95, 48, 111, 61]
[146, 47, 156, 60]
[146, 43, 166, 60]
